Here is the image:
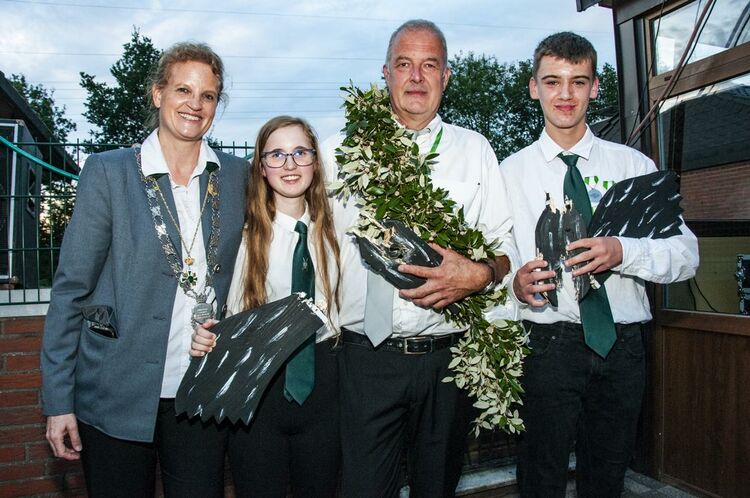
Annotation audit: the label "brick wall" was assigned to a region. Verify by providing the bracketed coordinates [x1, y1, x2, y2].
[681, 163, 750, 221]
[0, 316, 232, 498]
[0, 316, 85, 498]
[0, 315, 515, 497]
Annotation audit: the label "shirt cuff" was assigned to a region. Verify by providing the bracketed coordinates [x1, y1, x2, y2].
[614, 236, 639, 275]
[505, 269, 529, 310]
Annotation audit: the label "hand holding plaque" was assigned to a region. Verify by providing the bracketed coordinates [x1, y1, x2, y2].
[356, 219, 443, 290]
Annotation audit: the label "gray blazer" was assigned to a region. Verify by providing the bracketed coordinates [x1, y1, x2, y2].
[41, 146, 248, 442]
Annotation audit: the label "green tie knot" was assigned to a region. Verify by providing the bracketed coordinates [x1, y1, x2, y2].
[558, 151, 579, 169]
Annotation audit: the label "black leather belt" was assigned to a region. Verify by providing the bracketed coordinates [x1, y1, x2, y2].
[341, 328, 464, 354]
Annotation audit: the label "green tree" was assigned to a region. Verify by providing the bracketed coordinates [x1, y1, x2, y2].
[80, 27, 161, 146]
[9, 74, 77, 142]
[588, 62, 619, 122]
[439, 52, 619, 160]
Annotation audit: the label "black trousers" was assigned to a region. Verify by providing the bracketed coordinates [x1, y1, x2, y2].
[338, 339, 473, 498]
[516, 321, 646, 498]
[228, 340, 340, 498]
[78, 398, 228, 498]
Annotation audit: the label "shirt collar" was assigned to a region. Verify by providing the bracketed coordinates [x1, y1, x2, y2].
[406, 114, 443, 138]
[274, 204, 312, 233]
[538, 125, 594, 163]
[140, 129, 221, 182]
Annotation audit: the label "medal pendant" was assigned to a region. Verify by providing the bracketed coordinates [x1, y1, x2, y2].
[185, 256, 195, 266]
[191, 301, 214, 325]
[180, 269, 198, 287]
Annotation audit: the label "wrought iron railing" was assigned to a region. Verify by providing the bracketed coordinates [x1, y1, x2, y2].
[0, 137, 253, 306]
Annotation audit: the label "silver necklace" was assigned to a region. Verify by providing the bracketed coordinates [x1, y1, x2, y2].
[135, 147, 220, 324]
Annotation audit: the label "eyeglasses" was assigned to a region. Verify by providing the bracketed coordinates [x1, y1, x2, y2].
[260, 148, 316, 168]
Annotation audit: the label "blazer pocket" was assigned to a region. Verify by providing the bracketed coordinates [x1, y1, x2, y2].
[82, 305, 118, 339]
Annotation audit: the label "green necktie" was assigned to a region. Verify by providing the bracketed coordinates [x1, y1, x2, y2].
[284, 221, 315, 405]
[559, 152, 617, 358]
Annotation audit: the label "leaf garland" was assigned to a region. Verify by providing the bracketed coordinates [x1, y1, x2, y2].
[330, 83, 528, 435]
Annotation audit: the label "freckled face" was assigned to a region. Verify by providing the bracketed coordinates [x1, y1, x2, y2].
[383, 29, 450, 130]
[152, 61, 219, 145]
[530, 56, 599, 142]
[261, 125, 315, 205]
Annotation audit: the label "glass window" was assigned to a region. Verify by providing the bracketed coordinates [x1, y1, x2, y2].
[652, 0, 750, 74]
[656, 73, 750, 173]
[657, 70, 750, 315]
[664, 237, 750, 314]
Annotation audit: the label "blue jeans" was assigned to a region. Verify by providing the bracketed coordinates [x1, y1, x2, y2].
[516, 321, 645, 498]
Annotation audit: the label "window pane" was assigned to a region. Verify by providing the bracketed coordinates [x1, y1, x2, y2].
[656, 73, 750, 223]
[656, 69, 750, 315]
[652, 0, 750, 75]
[664, 236, 750, 314]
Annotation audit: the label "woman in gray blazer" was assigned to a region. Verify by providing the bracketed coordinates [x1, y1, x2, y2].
[41, 42, 247, 497]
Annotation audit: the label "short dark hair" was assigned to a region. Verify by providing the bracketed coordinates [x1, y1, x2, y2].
[532, 32, 597, 78]
[385, 19, 448, 68]
[145, 42, 226, 131]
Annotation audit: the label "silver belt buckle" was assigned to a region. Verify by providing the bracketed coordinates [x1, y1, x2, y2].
[404, 336, 431, 355]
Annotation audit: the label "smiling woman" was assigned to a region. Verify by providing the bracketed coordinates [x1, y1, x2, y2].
[152, 61, 219, 149]
[40, 42, 248, 498]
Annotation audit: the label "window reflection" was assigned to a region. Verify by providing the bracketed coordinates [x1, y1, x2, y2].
[665, 237, 750, 314]
[657, 73, 750, 174]
[657, 74, 750, 315]
[653, 0, 750, 75]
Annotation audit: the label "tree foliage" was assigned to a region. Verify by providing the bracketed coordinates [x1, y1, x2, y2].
[439, 52, 619, 160]
[80, 27, 161, 146]
[588, 62, 619, 122]
[9, 74, 77, 142]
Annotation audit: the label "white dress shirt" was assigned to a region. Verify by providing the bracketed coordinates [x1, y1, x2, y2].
[226, 207, 339, 341]
[140, 129, 220, 398]
[321, 114, 518, 337]
[500, 127, 699, 324]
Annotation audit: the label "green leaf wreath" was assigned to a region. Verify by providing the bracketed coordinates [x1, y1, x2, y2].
[330, 83, 528, 435]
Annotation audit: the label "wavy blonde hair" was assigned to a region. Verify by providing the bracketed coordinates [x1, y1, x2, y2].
[146, 42, 226, 131]
[241, 116, 341, 317]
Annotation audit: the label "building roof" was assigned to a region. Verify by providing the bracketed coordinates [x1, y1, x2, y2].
[0, 70, 78, 173]
[577, 0, 613, 11]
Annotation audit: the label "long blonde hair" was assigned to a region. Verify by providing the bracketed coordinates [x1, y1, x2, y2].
[241, 116, 341, 317]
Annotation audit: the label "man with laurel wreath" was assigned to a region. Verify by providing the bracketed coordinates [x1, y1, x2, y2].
[321, 19, 518, 498]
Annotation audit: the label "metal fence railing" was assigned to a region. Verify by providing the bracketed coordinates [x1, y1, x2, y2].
[0, 137, 254, 307]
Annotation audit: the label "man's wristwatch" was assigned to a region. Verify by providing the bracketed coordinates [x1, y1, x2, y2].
[480, 260, 497, 294]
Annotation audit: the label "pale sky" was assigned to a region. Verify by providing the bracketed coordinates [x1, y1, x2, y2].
[0, 0, 616, 146]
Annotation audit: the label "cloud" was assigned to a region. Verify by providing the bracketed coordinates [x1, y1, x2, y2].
[1, 0, 615, 144]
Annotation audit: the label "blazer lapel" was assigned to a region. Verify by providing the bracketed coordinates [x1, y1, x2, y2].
[155, 173, 182, 262]
[200, 161, 220, 259]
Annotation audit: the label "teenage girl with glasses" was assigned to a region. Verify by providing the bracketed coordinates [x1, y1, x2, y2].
[191, 116, 342, 497]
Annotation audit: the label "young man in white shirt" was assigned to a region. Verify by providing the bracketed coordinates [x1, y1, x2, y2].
[500, 32, 699, 498]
